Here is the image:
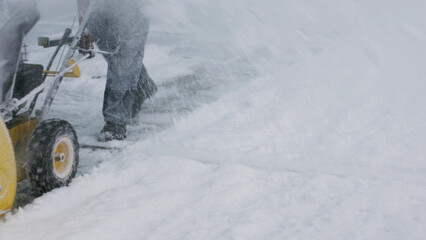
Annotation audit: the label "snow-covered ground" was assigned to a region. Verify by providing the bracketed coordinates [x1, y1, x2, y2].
[2, 0, 426, 239]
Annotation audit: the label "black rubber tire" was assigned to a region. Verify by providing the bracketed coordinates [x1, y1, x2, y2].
[27, 119, 79, 195]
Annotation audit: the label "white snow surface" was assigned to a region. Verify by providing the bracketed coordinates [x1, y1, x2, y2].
[2, 0, 426, 239]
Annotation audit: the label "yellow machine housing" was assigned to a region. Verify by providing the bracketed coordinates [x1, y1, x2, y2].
[0, 117, 38, 217]
[8, 118, 39, 181]
[0, 117, 17, 217]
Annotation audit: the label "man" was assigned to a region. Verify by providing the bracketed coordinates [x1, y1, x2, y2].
[79, 0, 157, 141]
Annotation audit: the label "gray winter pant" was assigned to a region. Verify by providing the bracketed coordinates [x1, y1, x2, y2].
[88, 2, 151, 125]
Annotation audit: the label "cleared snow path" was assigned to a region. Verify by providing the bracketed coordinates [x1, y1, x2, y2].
[2, 0, 426, 239]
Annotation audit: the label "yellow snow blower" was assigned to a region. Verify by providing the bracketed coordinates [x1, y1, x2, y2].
[0, 0, 98, 217]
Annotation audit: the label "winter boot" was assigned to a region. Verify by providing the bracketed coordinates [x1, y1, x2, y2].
[98, 121, 127, 142]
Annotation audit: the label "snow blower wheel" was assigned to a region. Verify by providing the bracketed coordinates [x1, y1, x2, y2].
[27, 119, 79, 195]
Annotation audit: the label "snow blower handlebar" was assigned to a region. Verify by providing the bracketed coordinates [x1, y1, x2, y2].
[39, 0, 95, 121]
[0, 0, 119, 123]
[43, 28, 73, 77]
[38, 34, 73, 49]
[0, 53, 91, 122]
[0, 1, 94, 122]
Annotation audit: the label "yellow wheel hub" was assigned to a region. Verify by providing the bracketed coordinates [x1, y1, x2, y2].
[0, 117, 17, 217]
[52, 137, 74, 179]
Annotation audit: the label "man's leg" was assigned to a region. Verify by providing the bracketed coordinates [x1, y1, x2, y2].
[99, 88, 136, 141]
[98, 50, 145, 141]
[131, 64, 157, 118]
[88, 8, 153, 141]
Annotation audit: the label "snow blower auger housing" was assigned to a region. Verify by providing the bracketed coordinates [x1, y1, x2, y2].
[0, 0, 98, 217]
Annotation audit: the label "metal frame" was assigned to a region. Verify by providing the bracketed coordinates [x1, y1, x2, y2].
[0, 1, 115, 124]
